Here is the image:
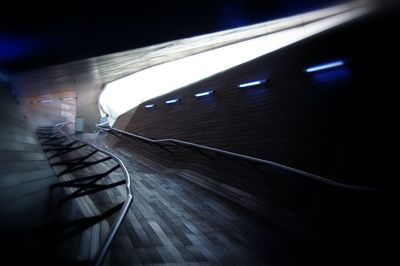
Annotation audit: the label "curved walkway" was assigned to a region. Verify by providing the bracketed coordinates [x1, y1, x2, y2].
[78, 133, 301, 266]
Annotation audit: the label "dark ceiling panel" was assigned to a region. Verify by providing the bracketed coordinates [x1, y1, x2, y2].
[1, 0, 347, 73]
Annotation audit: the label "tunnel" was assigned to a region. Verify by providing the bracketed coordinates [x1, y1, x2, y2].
[0, 1, 398, 265]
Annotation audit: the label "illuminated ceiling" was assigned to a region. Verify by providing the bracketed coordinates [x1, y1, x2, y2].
[98, 1, 372, 123]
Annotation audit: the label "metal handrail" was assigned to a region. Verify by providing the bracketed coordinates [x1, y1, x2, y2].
[55, 122, 133, 266]
[97, 123, 383, 192]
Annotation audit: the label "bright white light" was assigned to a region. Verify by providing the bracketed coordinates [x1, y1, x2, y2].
[305, 60, 345, 72]
[165, 99, 180, 104]
[239, 80, 266, 88]
[144, 104, 156, 108]
[195, 90, 215, 97]
[99, 2, 370, 125]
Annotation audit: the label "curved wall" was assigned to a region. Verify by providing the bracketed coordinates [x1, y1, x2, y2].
[114, 11, 396, 187]
[0, 84, 62, 262]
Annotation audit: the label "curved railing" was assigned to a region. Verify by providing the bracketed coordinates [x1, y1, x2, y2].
[50, 122, 133, 266]
[97, 123, 383, 193]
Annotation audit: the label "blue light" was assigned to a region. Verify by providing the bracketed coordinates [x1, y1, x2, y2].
[144, 104, 156, 109]
[165, 98, 180, 104]
[305, 60, 345, 73]
[238, 79, 267, 88]
[0, 35, 43, 62]
[313, 68, 351, 83]
[195, 90, 215, 97]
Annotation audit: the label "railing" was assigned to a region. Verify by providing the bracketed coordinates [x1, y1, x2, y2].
[38, 122, 133, 266]
[97, 123, 383, 193]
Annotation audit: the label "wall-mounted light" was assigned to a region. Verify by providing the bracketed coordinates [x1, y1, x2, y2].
[194, 90, 215, 97]
[238, 79, 267, 88]
[60, 97, 76, 101]
[144, 104, 156, 109]
[305, 60, 345, 73]
[165, 98, 180, 104]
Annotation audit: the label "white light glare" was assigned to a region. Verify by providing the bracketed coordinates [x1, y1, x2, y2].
[238, 79, 267, 88]
[195, 90, 215, 97]
[305, 60, 345, 72]
[165, 99, 180, 104]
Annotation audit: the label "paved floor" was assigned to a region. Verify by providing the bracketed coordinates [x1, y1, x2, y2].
[77, 133, 299, 266]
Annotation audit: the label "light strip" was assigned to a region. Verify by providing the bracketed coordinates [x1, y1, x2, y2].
[305, 60, 345, 73]
[60, 97, 76, 101]
[238, 79, 267, 88]
[195, 90, 215, 97]
[165, 98, 180, 104]
[40, 100, 52, 103]
[144, 104, 156, 108]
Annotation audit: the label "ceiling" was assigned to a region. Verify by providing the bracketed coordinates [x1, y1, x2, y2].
[1, 0, 346, 73]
